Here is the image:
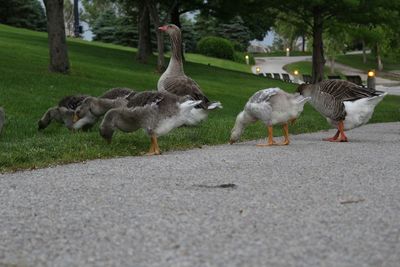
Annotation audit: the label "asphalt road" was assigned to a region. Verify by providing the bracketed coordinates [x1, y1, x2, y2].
[1, 122, 400, 267]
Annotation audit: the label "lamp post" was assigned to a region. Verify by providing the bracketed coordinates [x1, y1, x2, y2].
[367, 70, 376, 89]
[245, 55, 249, 65]
[286, 47, 290, 57]
[293, 70, 299, 83]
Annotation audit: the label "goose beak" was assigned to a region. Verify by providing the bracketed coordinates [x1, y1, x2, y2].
[158, 25, 168, 31]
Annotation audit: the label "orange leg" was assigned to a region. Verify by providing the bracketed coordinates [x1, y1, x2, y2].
[146, 135, 161, 155]
[279, 123, 290, 145]
[323, 121, 348, 142]
[257, 126, 277, 146]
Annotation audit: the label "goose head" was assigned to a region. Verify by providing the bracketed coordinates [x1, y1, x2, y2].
[158, 24, 180, 36]
[296, 83, 313, 97]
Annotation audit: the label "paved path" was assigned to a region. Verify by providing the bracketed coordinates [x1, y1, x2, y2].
[252, 56, 400, 95]
[1, 122, 400, 267]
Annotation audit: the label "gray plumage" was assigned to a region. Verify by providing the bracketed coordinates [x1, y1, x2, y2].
[230, 88, 310, 144]
[158, 24, 221, 123]
[100, 91, 201, 154]
[0, 107, 5, 134]
[73, 87, 136, 130]
[297, 80, 382, 121]
[100, 87, 137, 99]
[38, 95, 88, 130]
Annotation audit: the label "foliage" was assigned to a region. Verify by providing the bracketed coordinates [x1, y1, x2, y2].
[0, 24, 399, 172]
[215, 16, 252, 51]
[197, 36, 235, 60]
[91, 9, 138, 47]
[233, 52, 255, 65]
[181, 16, 198, 53]
[0, 0, 46, 31]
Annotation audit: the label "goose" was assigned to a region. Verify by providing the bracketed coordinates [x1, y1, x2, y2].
[73, 87, 136, 130]
[99, 91, 201, 155]
[297, 80, 387, 142]
[0, 107, 5, 134]
[230, 88, 310, 146]
[38, 95, 88, 130]
[158, 24, 222, 125]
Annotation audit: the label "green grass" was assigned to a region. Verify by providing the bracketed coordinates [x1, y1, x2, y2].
[337, 53, 400, 72]
[185, 53, 252, 73]
[0, 24, 399, 173]
[283, 61, 343, 77]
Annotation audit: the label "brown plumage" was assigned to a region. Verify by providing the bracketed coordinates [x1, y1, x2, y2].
[158, 24, 221, 115]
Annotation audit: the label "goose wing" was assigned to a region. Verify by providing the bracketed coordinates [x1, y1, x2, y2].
[162, 76, 210, 109]
[318, 80, 379, 102]
[58, 95, 87, 110]
[127, 91, 180, 109]
[100, 88, 135, 99]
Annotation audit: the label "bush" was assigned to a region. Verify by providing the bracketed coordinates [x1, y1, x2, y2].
[233, 52, 255, 65]
[197, 36, 235, 60]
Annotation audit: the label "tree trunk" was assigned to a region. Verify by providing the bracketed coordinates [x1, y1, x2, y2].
[302, 35, 305, 52]
[170, 3, 185, 61]
[137, 1, 152, 63]
[43, 0, 70, 74]
[362, 39, 367, 64]
[376, 43, 383, 71]
[146, 0, 165, 72]
[73, 0, 80, 38]
[311, 8, 325, 83]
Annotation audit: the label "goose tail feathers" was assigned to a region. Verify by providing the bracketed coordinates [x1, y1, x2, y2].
[207, 101, 223, 110]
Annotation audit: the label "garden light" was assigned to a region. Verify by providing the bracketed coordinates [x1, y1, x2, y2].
[367, 70, 376, 89]
[368, 70, 375, 77]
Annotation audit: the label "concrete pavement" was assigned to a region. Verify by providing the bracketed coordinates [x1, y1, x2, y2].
[1, 122, 400, 267]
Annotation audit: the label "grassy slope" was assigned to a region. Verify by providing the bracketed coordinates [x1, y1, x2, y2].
[283, 61, 342, 77]
[0, 24, 399, 172]
[337, 54, 400, 72]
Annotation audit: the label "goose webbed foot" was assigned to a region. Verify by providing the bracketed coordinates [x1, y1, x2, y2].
[257, 126, 277, 146]
[146, 135, 161, 156]
[323, 121, 348, 142]
[278, 123, 290, 145]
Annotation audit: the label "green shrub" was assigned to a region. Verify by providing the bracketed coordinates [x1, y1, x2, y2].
[233, 52, 255, 65]
[197, 36, 235, 60]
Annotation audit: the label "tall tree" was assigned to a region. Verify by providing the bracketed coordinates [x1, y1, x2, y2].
[136, 1, 152, 63]
[0, 0, 46, 31]
[267, 0, 400, 83]
[73, 0, 80, 37]
[43, 0, 70, 74]
[145, 0, 167, 72]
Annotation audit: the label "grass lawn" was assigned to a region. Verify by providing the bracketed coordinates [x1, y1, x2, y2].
[337, 53, 400, 72]
[283, 61, 342, 77]
[0, 24, 399, 173]
[185, 53, 252, 73]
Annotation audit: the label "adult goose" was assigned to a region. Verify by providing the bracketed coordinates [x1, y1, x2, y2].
[100, 91, 201, 155]
[158, 24, 222, 125]
[38, 95, 88, 130]
[297, 80, 387, 142]
[0, 107, 5, 134]
[230, 88, 310, 146]
[73, 87, 136, 130]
